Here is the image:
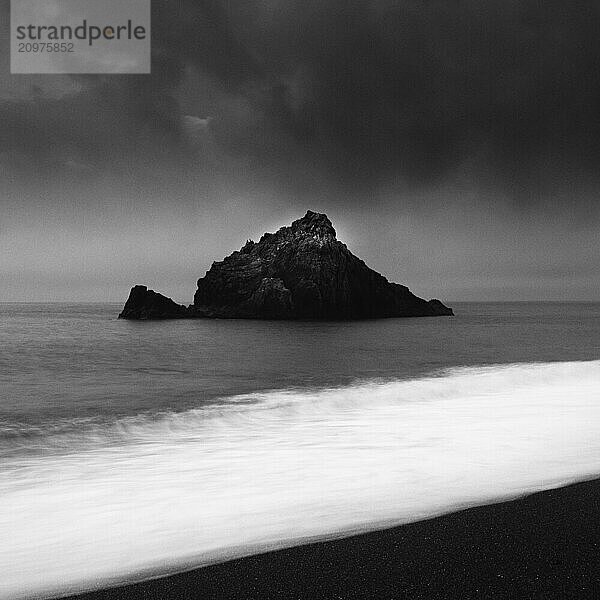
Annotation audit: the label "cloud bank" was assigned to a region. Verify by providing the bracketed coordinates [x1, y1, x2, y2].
[1, 0, 599, 300]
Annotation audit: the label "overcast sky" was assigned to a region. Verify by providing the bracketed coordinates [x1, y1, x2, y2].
[1, 0, 600, 302]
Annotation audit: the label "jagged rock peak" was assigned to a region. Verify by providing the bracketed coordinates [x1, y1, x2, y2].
[255, 211, 337, 247]
[119, 212, 454, 320]
[291, 210, 337, 239]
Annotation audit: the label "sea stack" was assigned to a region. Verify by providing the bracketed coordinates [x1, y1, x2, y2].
[119, 211, 453, 320]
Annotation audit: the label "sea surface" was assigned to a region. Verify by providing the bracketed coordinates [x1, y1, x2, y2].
[1, 302, 600, 599]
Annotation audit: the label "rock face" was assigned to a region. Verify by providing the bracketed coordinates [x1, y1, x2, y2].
[119, 211, 453, 320]
[119, 286, 190, 320]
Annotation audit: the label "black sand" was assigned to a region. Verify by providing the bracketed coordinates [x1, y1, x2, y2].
[64, 479, 600, 600]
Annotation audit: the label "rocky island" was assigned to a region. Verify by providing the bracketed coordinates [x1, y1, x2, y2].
[119, 211, 453, 320]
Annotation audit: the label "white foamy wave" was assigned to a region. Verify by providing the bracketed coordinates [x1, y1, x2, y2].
[2, 360, 600, 599]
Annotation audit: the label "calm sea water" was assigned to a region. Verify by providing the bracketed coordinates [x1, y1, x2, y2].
[1, 302, 600, 598]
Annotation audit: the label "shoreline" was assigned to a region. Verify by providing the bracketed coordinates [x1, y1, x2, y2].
[62, 478, 600, 600]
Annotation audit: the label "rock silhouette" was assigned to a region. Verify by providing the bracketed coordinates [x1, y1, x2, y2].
[119, 211, 453, 320]
[119, 286, 189, 320]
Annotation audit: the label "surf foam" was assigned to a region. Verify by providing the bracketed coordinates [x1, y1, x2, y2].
[2, 360, 600, 599]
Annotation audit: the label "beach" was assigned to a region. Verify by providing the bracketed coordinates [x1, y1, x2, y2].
[63, 478, 600, 599]
[2, 303, 600, 600]
[6, 3, 600, 597]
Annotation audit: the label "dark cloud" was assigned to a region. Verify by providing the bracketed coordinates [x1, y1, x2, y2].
[3, 0, 600, 198]
[0, 55, 188, 186]
[206, 0, 600, 192]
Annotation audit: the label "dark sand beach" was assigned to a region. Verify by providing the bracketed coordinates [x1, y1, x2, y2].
[64, 478, 600, 600]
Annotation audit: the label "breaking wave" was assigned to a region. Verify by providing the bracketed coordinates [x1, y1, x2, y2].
[2, 360, 600, 599]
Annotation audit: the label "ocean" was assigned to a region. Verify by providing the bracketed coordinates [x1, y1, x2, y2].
[1, 302, 600, 599]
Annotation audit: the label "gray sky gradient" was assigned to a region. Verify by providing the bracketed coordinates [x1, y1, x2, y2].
[1, 0, 599, 301]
